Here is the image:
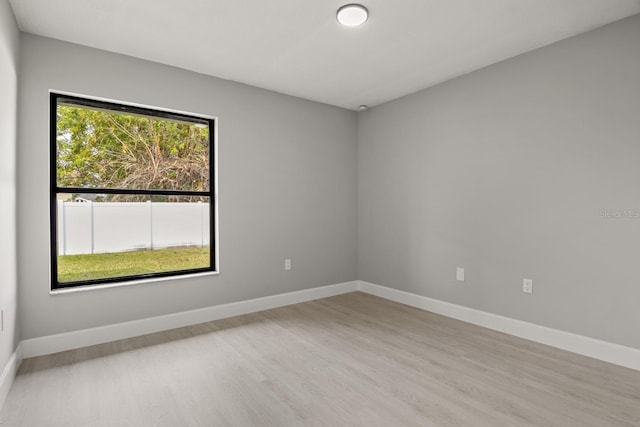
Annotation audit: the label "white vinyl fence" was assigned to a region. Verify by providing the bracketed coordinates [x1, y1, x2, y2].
[57, 200, 210, 256]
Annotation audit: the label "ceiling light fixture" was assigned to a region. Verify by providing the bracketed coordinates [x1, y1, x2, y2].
[358, 105, 369, 111]
[337, 4, 368, 27]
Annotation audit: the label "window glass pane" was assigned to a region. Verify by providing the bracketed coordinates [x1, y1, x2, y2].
[56, 102, 210, 192]
[56, 195, 211, 283]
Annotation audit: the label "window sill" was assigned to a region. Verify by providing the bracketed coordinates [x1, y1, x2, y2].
[49, 270, 220, 295]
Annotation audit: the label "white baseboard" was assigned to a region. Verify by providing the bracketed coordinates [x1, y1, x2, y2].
[16, 279, 640, 372]
[0, 342, 23, 411]
[357, 281, 640, 371]
[22, 281, 359, 358]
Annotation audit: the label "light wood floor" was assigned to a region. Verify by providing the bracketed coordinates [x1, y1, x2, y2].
[1, 292, 639, 426]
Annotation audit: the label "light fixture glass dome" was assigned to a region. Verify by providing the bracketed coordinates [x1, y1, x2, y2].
[337, 4, 368, 27]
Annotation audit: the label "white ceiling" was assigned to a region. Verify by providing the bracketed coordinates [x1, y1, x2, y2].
[9, 0, 640, 110]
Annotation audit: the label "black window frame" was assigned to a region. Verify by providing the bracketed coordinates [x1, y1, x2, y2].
[50, 92, 216, 290]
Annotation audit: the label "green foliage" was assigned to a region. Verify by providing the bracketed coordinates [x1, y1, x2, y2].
[58, 246, 210, 283]
[56, 104, 210, 201]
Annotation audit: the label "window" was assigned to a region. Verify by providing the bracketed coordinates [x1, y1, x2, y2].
[50, 93, 216, 290]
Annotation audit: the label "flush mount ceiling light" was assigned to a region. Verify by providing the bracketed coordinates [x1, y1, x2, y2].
[337, 4, 368, 27]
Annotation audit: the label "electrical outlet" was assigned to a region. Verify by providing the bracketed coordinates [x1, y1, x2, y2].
[523, 278, 533, 294]
[284, 259, 292, 271]
[456, 267, 465, 282]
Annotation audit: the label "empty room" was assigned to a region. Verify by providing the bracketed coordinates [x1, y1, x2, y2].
[1, 0, 640, 425]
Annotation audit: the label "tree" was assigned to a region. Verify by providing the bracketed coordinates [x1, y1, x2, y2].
[56, 105, 209, 202]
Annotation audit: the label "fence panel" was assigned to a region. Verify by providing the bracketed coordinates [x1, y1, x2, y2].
[59, 201, 93, 255]
[93, 202, 151, 254]
[151, 202, 210, 249]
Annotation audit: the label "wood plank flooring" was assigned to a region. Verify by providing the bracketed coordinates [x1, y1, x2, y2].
[1, 292, 639, 426]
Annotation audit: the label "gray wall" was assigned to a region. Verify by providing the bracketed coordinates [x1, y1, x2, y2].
[358, 14, 640, 349]
[18, 34, 357, 340]
[0, 0, 19, 369]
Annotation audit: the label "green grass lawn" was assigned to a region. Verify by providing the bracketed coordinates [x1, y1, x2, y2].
[58, 246, 210, 283]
